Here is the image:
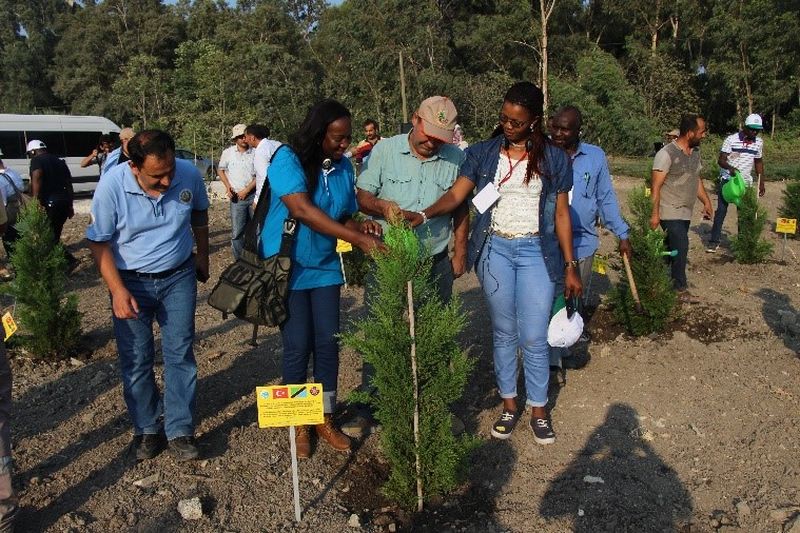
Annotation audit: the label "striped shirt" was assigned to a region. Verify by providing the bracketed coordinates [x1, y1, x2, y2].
[719, 132, 763, 185]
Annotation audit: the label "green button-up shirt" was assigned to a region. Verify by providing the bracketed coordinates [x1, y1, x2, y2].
[356, 133, 465, 255]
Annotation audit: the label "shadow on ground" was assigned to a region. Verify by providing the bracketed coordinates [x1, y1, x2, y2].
[540, 403, 693, 532]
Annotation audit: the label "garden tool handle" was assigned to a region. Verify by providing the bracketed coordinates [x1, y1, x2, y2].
[621, 253, 643, 311]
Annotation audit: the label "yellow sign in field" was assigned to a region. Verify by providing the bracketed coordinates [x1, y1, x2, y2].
[256, 383, 324, 428]
[2, 312, 17, 341]
[776, 218, 797, 235]
[336, 239, 353, 253]
[592, 255, 607, 275]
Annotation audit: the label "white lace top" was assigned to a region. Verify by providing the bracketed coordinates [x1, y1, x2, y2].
[491, 156, 541, 235]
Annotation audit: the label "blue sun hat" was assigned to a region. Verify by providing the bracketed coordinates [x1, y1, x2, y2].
[722, 170, 746, 207]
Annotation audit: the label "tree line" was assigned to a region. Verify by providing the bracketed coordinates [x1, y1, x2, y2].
[2, 0, 799, 156]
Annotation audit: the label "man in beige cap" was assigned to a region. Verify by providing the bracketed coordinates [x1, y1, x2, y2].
[103, 127, 136, 173]
[349, 96, 468, 436]
[217, 123, 255, 259]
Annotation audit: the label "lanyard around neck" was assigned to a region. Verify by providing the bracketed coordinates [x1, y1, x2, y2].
[497, 148, 528, 188]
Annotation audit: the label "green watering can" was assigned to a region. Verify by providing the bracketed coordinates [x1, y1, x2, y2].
[721, 170, 746, 207]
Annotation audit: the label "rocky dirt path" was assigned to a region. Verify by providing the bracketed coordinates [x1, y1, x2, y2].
[7, 176, 800, 532]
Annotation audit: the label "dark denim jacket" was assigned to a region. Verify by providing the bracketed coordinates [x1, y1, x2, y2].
[459, 136, 573, 282]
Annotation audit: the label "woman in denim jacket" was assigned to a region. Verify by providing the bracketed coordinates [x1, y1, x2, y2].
[412, 82, 581, 444]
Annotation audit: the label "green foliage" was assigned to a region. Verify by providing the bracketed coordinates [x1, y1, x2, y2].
[731, 187, 773, 263]
[626, 182, 655, 230]
[610, 187, 677, 335]
[341, 224, 475, 508]
[6, 0, 800, 158]
[4, 202, 81, 359]
[779, 181, 800, 239]
[549, 49, 659, 155]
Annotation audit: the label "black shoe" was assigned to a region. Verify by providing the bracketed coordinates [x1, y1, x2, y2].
[490, 410, 519, 440]
[134, 433, 166, 461]
[169, 436, 200, 461]
[530, 416, 556, 445]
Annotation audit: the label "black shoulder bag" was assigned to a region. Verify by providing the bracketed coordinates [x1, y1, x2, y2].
[208, 146, 296, 326]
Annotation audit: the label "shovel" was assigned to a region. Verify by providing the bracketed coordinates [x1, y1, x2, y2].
[621, 253, 643, 313]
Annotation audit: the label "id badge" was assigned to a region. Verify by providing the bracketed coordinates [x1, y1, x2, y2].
[472, 182, 501, 214]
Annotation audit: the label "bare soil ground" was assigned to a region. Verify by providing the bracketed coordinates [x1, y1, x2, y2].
[6, 176, 800, 532]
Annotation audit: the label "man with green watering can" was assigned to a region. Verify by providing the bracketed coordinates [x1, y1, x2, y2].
[707, 113, 765, 252]
[650, 114, 714, 300]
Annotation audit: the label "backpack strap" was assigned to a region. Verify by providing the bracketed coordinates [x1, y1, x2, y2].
[242, 144, 290, 254]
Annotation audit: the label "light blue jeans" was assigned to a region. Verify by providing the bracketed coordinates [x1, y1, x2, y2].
[477, 235, 555, 407]
[113, 259, 197, 440]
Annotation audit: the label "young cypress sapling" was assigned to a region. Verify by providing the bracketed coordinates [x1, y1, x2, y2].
[341, 223, 475, 508]
[731, 187, 773, 263]
[610, 186, 676, 335]
[3, 201, 81, 359]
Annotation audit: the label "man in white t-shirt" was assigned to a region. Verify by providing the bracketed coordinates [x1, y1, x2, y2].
[217, 124, 255, 259]
[244, 124, 282, 208]
[707, 113, 765, 252]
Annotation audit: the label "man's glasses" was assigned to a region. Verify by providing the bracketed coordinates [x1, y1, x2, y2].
[498, 114, 529, 129]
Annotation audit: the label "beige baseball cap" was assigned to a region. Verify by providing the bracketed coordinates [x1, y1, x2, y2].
[230, 124, 247, 139]
[119, 128, 135, 141]
[417, 96, 458, 142]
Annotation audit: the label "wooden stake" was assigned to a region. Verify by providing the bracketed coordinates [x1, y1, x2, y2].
[621, 254, 643, 312]
[406, 281, 423, 511]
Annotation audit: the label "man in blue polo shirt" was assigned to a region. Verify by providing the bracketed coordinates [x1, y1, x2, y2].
[548, 106, 630, 369]
[87, 130, 210, 462]
[707, 113, 766, 252]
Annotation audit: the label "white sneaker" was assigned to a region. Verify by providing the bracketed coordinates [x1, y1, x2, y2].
[705, 244, 719, 253]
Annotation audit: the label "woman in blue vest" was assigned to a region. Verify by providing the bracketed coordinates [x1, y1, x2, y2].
[415, 82, 581, 444]
[260, 100, 383, 458]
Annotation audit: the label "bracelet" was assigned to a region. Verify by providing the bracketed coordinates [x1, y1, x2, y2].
[564, 260, 579, 269]
[417, 211, 428, 225]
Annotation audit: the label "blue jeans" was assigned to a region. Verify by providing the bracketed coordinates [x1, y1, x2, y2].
[280, 285, 341, 413]
[113, 260, 197, 440]
[709, 179, 729, 245]
[230, 193, 255, 259]
[477, 235, 555, 407]
[660, 219, 690, 290]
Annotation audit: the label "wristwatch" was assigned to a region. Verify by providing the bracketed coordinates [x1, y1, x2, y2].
[564, 260, 579, 269]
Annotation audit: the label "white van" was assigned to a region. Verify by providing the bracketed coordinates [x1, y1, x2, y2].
[0, 114, 121, 195]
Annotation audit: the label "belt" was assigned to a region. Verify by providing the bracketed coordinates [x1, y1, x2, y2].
[119, 256, 193, 279]
[491, 229, 539, 239]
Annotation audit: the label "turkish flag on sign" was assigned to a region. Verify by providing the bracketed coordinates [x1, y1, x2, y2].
[273, 387, 289, 399]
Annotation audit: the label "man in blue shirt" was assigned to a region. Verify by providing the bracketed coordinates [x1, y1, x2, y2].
[102, 127, 135, 174]
[87, 130, 210, 462]
[548, 106, 630, 369]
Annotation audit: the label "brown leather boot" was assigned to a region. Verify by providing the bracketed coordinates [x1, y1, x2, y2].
[315, 415, 351, 452]
[295, 425, 311, 459]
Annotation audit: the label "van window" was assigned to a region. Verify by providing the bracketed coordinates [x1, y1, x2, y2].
[26, 131, 66, 156]
[0, 131, 25, 159]
[63, 131, 102, 157]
